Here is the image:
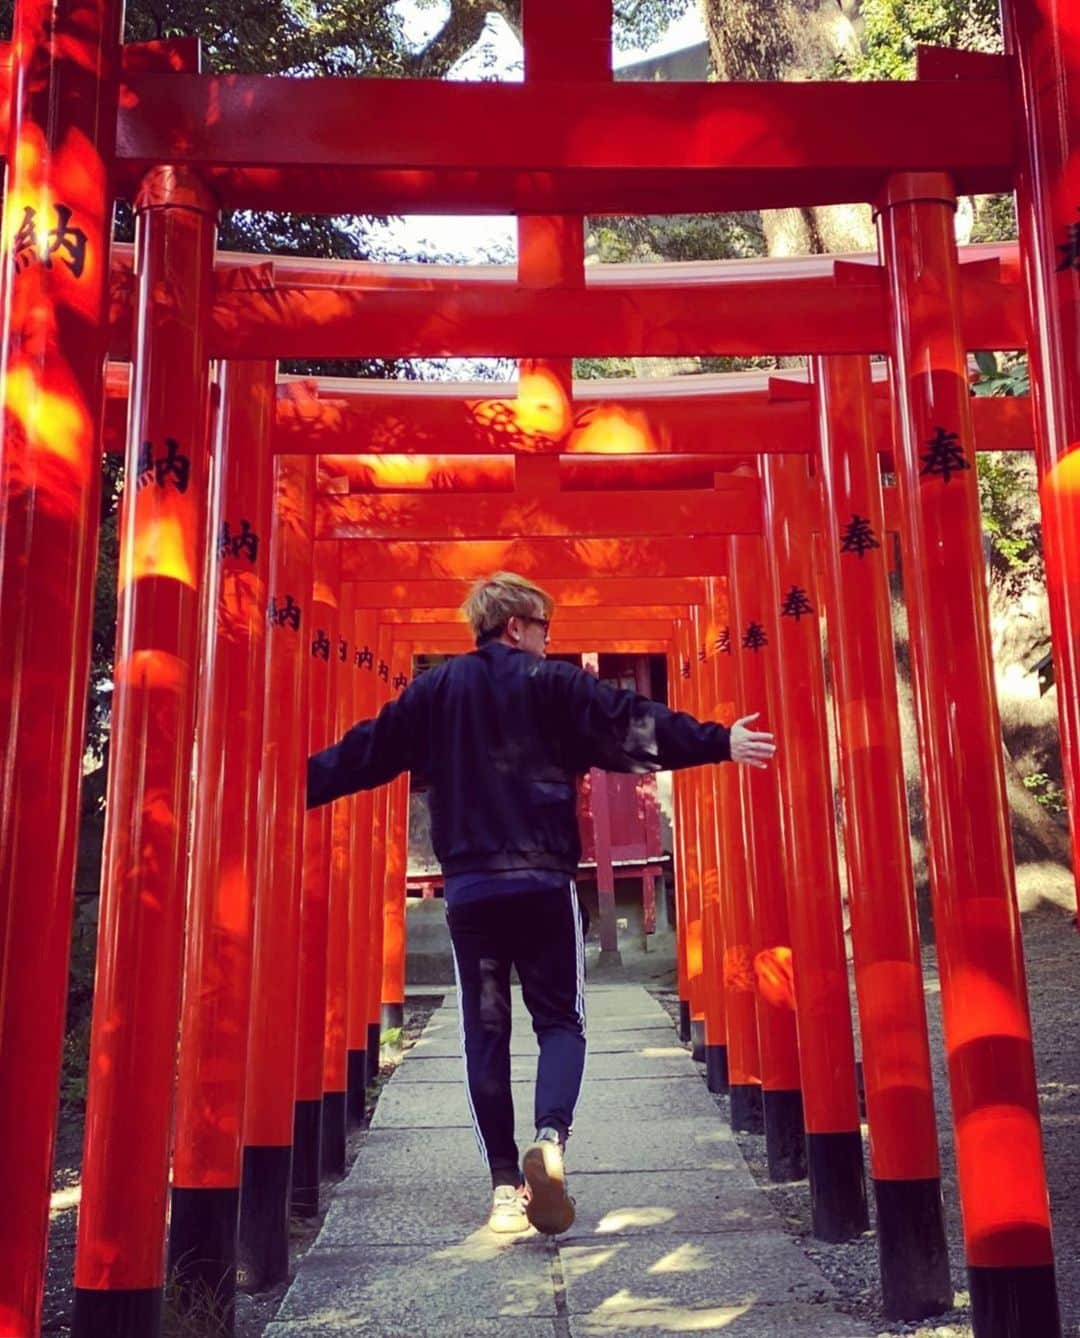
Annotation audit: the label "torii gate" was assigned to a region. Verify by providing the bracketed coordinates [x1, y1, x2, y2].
[0, 0, 1076, 1336]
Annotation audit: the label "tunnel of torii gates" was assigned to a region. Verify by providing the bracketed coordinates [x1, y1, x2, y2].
[4, 1, 1080, 1337]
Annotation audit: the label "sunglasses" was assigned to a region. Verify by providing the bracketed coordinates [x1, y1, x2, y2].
[518, 615, 551, 636]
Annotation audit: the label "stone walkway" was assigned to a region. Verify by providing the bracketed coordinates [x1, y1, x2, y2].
[264, 985, 873, 1336]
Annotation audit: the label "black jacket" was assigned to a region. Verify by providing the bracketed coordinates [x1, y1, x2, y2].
[307, 641, 731, 877]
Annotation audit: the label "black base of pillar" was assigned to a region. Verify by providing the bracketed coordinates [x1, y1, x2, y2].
[705, 1044, 729, 1093]
[167, 1185, 239, 1334]
[806, 1131, 869, 1242]
[72, 1287, 163, 1338]
[347, 1048, 368, 1125]
[291, 1098, 322, 1217]
[762, 1088, 807, 1182]
[366, 1022, 381, 1085]
[969, 1264, 1061, 1338]
[873, 1177, 952, 1319]
[730, 1083, 765, 1134]
[690, 1019, 707, 1063]
[677, 999, 691, 1042]
[238, 1145, 292, 1292]
[321, 1089, 347, 1178]
[381, 1001, 404, 1033]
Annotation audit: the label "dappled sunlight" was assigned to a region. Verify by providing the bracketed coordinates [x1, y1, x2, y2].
[648, 1242, 710, 1274]
[326, 454, 513, 493]
[567, 403, 664, 454]
[722, 945, 755, 993]
[218, 569, 266, 642]
[1039, 445, 1080, 587]
[686, 918, 704, 978]
[430, 1231, 537, 1264]
[126, 512, 198, 588]
[49, 1184, 81, 1219]
[594, 1206, 677, 1233]
[942, 963, 1034, 1050]
[955, 1104, 1053, 1265]
[113, 649, 184, 693]
[1038, 446, 1080, 503]
[518, 360, 573, 438]
[562, 1243, 624, 1277]
[754, 946, 796, 1010]
[211, 862, 252, 938]
[574, 1292, 754, 1333]
[5, 363, 94, 482]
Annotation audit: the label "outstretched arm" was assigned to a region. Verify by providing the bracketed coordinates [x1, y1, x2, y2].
[307, 690, 420, 808]
[538, 662, 775, 775]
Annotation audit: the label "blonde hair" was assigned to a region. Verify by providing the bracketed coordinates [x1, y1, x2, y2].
[461, 571, 554, 645]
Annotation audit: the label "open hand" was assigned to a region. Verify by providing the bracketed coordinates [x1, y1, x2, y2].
[729, 713, 776, 769]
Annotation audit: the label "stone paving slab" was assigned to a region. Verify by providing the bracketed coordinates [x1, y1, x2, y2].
[435, 1002, 673, 1031]
[371, 1072, 714, 1130]
[320, 1160, 774, 1247]
[569, 1119, 739, 1174]
[270, 988, 871, 1338]
[559, 1234, 837, 1312]
[394, 1049, 701, 1084]
[567, 1301, 871, 1337]
[370, 1080, 542, 1130]
[559, 1170, 777, 1240]
[408, 1025, 679, 1061]
[266, 1321, 561, 1338]
[273, 1242, 558, 1330]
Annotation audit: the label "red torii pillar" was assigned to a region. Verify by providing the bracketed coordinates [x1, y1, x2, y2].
[668, 636, 693, 1042]
[761, 454, 868, 1241]
[238, 453, 314, 1290]
[291, 542, 338, 1217]
[346, 609, 380, 1122]
[682, 618, 708, 1064]
[729, 533, 806, 1181]
[380, 633, 410, 1038]
[322, 619, 355, 1178]
[581, 651, 622, 965]
[1003, 0, 1080, 916]
[690, 601, 729, 1093]
[365, 745, 390, 1086]
[814, 354, 951, 1318]
[878, 171, 1059, 1336]
[168, 359, 275, 1326]
[0, 0, 122, 1329]
[709, 575, 765, 1133]
[72, 166, 217, 1338]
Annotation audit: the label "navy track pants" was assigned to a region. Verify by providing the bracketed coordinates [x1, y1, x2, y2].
[447, 882, 587, 1186]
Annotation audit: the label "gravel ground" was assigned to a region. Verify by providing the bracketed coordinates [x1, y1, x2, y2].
[655, 893, 1080, 1338]
[41, 997, 443, 1337]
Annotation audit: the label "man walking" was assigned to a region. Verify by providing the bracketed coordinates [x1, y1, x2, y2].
[307, 572, 776, 1235]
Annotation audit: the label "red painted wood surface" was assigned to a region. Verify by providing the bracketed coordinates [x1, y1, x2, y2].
[814, 354, 940, 1182]
[1005, 0, 1080, 916]
[244, 455, 314, 1148]
[75, 167, 217, 1292]
[880, 171, 1053, 1271]
[0, 0, 123, 1326]
[173, 361, 274, 1191]
[110, 72, 1013, 214]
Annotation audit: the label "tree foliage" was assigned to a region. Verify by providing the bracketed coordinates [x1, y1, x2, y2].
[837, 0, 1002, 81]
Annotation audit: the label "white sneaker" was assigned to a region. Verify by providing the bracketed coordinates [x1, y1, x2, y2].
[488, 1184, 530, 1234]
[522, 1129, 576, 1235]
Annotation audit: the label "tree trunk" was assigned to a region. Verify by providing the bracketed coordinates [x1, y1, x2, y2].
[701, 0, 877, 255]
